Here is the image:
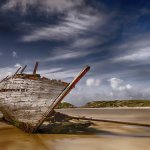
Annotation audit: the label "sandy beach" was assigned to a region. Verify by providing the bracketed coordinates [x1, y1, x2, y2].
[0, 108, 150, 150]
[56, 108, 150, 124]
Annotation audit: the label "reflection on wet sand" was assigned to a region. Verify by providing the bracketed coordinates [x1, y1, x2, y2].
[0, 108, 150, 150]
[0, 121, 51, 150]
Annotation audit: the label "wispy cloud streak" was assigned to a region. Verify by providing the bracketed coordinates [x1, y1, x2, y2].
[22, 11, 102, 42]
[1, 0, 82, 13]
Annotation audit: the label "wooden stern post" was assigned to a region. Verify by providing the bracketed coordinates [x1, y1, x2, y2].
[33, 62, 39, 75]
[32, 65, 90, 133]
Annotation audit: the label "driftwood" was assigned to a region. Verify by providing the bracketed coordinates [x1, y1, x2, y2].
[68, 116, 150, 127]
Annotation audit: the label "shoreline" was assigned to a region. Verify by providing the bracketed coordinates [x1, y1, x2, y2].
[57, 107, 150, 110]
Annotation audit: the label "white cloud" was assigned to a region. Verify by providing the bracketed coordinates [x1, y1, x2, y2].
[14, 63, 22, 68]
[12, 51, 17, 57]
[0, 63, 23, 80]
[109, 78, 123, 90]
[1, 0, 82, 13]
[126, 84, 132, 89]
[39, 68, 80, 81]
[112, 33, 150, 64]
[108, 77, 132, 91]
[114, 47, 150, 62]
[43, 50, 91, 62]
[86, 78, 101, 87]
[0, 65, 79, 82]
[71, 38, 100, 49]
[0, 67, 14, 80]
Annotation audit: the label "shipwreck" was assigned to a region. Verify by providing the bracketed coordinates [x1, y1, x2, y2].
[0, 62, 90, 133]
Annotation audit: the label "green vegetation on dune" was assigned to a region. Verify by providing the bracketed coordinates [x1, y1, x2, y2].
[56, 102, 75, 109]
[83, 100, 150, 108]
[56, 100, 150, 109]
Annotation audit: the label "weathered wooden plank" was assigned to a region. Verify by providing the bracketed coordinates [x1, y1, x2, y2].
[0, 75, 68, 130]
[33, 66, 90, 132]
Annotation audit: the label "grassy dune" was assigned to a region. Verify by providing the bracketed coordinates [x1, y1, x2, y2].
[56, 102, 75, 109]
[83, 100, 150, 108]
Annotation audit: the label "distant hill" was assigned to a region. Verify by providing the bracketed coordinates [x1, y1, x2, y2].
[83, 100, 150, 108]
[56, 102, 75, 109]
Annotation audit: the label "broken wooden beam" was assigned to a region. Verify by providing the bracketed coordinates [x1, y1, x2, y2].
[68, 116, 150, 127]
[32, 65, 90, 132]
[33, 62, 38, 75]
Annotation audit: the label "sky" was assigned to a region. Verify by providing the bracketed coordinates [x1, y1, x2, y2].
[0, 0, 150, 106]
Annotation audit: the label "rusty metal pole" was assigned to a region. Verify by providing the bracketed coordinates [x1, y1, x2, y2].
[33, 62, 39, 75]
[12, 67, 22, 78]
[33, 66, 90, 132]
[20, 65, 27, 74]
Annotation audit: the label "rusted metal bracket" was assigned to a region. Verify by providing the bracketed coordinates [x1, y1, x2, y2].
[32, 66, 90, 132]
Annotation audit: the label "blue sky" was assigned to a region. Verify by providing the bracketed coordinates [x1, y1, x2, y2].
[0, 0, 150, 105]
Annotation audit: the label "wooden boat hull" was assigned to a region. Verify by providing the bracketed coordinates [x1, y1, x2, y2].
[0, 66, 90, 132]
[0, 78, 68, 132]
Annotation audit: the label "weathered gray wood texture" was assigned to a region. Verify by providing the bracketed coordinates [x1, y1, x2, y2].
[0, 78, 67, 127]
[33, 66, 90, 132]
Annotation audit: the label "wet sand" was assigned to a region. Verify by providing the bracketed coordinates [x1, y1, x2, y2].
[57, 108, 150, 124]
[0, 108, 150, 150]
